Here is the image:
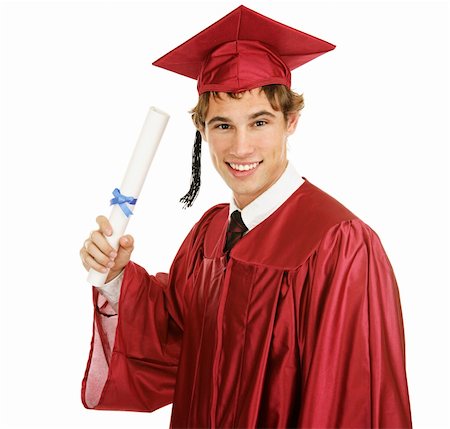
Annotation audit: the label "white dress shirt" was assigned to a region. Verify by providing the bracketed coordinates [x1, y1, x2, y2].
[97, 161, 305, 306]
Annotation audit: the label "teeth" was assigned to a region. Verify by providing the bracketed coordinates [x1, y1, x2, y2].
[229, 162, 259, 171]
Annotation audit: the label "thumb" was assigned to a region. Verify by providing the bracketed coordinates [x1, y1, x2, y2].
[119, 235, 134, 251]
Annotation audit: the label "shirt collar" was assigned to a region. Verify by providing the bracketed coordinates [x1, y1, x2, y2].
[229, 161, 305, 231]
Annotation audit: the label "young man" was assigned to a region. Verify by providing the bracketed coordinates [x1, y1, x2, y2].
[80, 6, 412, 428]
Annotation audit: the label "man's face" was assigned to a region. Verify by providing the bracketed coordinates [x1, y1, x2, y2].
[202, 88, 299, 209]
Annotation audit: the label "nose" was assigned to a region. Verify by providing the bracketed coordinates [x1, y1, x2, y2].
[230, 128, 255, 158]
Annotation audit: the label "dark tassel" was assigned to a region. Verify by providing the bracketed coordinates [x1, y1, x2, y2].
[179, 130, 202, 208]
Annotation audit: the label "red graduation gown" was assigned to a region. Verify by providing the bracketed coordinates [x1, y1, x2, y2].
[82, 178, 412, 428]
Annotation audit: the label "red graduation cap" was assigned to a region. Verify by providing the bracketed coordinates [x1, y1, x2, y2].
[153, 5, 336, 94]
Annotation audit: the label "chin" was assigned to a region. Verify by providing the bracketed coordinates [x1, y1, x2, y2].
[233, 185, 262, 200]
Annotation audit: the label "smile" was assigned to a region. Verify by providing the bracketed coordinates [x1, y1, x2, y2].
[228, 162, 261, 171]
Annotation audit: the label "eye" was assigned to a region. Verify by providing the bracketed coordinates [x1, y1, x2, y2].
[216, 123, 230, 130]
[254, 120, 267, 127]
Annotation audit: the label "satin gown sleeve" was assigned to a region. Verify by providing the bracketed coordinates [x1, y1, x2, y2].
[81, 207, 215, 412]
[298, 219, 412, 428]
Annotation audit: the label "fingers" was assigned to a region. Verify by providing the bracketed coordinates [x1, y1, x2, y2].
[80, 216, 116, 273]
[80, 247, 113, 273]
[80, 216, 135, 274]
[86, 238, 116, 268]
[80, 236, 117, 271]
[90, 230, 116, 257]
[96, 215, 112, 236]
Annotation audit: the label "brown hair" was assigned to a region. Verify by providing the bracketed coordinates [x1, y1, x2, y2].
[191, 84, 305, 130]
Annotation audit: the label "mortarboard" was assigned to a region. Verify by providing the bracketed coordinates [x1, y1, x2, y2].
[152, 5, 335, 206]
[153, 5, 335, 94]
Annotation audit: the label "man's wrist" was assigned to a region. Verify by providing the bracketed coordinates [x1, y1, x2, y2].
[106, 268, 123, 284]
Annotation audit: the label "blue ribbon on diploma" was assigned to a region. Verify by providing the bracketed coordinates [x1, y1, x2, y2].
[110, 188, 137, 217]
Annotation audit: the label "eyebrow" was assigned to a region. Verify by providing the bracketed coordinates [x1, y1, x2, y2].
[206, 110, 276, 126]
[207, 116, 230, 126]
[249, 110, 276, 120]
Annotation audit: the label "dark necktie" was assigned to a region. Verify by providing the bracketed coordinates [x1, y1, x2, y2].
[224, 210, 248, 256]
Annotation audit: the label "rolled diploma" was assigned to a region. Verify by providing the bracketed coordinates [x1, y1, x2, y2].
[87, 106, 169, 287]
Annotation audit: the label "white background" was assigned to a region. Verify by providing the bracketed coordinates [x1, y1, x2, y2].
[1, 0, 449, 427]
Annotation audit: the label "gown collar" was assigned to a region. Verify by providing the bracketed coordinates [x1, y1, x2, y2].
[229, 161, 305, 232]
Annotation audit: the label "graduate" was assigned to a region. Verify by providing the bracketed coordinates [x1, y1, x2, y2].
[80, 5, 412, 428]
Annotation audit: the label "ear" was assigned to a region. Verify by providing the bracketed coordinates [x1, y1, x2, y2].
[286, 112, 300, 136]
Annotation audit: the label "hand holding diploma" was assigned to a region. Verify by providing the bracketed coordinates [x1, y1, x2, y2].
[80, 107, 169, 286]
[80, 215, 135, 284]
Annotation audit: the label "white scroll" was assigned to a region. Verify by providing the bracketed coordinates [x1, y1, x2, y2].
[87, 106, 170, 287]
